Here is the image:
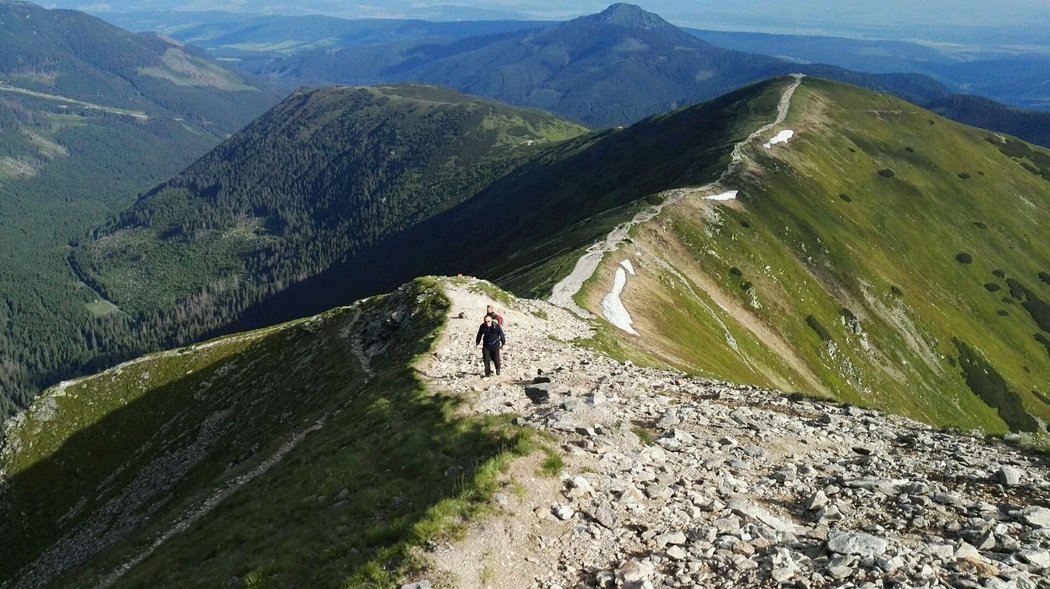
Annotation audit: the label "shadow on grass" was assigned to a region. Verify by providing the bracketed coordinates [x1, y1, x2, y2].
[1, 280, 538, 588]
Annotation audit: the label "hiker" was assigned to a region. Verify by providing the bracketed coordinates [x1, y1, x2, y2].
[485, 304, 504, 326]
[475, 314, 506, 377]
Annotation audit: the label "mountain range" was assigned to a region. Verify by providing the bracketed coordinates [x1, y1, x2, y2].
[68, 75, 1050, 436]
[90, 3, 1050, 148]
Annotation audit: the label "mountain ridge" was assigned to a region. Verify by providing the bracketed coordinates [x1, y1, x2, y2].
[3, 275, 1048, 587]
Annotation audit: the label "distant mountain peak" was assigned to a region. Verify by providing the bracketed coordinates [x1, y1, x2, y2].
[588, 3, 675, 31]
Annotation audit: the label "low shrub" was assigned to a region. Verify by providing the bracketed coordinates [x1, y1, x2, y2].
[993, 269, 1006, 279]
[956, 252, 973, 264]
[839, 193, 852, 202]
[958, 172, 971, 180]
[973, 221, 987, 229]
[985, 283, 1002, 292]
[877, 168, 896, 178]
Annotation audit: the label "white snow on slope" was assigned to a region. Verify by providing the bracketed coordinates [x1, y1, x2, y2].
[704, 190, 738, 201]
[620, 259, 636, 275]
[602, 266, 638, 335]
[763, 129, 794, 149]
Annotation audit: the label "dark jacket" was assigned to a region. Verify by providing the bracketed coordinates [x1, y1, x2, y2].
[476, 322, 506, 348]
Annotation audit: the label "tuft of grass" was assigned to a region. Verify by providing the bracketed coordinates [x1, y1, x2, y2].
[631, 426, 656, 446]
[538, 447, 564, 477]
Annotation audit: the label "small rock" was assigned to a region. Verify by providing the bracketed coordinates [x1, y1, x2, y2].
[1019, 506, 1050, 529]
[593, 503, 617, 529]
[400, 582, 432, 589]
[665, 546, 688, 560]
[525, 383, 553, 403]
[1018, 549, 1050, 569]
[994, 466, 1022, 486]
[616, 558, 653, 585]
[806, 490, 829, 511]
[655, 531, 687, 547]
[827, 531, 889, 557]
[553, 504, 575, 520]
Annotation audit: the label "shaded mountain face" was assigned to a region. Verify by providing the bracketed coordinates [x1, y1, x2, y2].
[0, 0, 281, 417]
[240, 3, 947, 130]
[70, 84, 589, 334]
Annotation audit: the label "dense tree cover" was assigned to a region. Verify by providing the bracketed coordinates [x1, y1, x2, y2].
[0, 1, 280, 417]
[67, 86, 588, 374]
[928, 95, 1050, 151]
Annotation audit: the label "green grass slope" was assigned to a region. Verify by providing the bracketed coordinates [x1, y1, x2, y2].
[0, 278, 539, 588]
[213, 78, 790, 334]
[594, 77, 1050, 434]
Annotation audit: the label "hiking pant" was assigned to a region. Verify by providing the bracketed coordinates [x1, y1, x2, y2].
[482, 345, 502, 376]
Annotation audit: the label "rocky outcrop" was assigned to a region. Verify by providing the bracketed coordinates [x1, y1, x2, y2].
[423, 280, 1050, 589]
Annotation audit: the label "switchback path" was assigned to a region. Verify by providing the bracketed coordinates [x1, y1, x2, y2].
[547, 74, 804, 316]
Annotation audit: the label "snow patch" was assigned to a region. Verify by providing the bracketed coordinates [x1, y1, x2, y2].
[704, 190, 738, 201]
[620, 259, 636, 275]
[601, 267, 638, 335]
[763, 129, 794, 149]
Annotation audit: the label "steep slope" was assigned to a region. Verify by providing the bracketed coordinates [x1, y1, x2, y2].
[573, 77, 1050, 433]
[0, 278, 542, 588]
[3, 276, 1048, 588]
[0, 0, 281, 416]
[71, 84, 589, 331]
[253, 4, 945, 129]
[381, 3, 787, 127]
[72, 78, 790, 358]
[928, 94, 1050, 150]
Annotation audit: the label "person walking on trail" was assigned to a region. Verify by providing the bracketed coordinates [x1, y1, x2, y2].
[475, 314, 506, 377]
[485, 304, 504, 326]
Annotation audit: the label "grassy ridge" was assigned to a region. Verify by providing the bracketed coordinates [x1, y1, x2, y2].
[592, 77, 1050, 433]
[0, 279, 542, 587]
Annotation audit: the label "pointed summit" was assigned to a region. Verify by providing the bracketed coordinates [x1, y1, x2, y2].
[589, 3, 676, 30]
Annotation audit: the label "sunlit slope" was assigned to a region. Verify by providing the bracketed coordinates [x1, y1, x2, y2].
[0, 278, 535, 588]
[589, 77, 1050, 433]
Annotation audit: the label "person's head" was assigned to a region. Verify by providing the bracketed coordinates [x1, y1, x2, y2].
[483, 315, 493, 326]
[486, 305, 495, 313]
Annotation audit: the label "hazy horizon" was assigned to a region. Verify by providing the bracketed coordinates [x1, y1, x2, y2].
[43, 0, 1050, 46]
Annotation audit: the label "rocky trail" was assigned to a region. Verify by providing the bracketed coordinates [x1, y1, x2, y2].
[547, 74, 803, 316]
[407, 279, 1050, 589]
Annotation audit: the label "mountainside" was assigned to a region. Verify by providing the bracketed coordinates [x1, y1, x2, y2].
[70, 84, 589, 333]
[571, 76, 1050, 434]
[0, 0, 281, 416]
[928, 94, 1050, 150]
[73, 75, 1050, 436]
[71, 78, 789, 364]
[244, 4, 946, 129]
[2, 277, 1048, 588]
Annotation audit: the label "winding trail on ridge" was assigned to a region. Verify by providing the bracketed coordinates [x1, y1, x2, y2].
[547, 74, 804, 317]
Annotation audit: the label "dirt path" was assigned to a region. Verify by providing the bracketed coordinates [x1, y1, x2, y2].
[547, 74, 804, 316]
[0, 82, 149, 120]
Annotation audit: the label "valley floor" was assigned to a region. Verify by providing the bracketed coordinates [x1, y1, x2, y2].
[407, 279, 1050, 588]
